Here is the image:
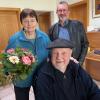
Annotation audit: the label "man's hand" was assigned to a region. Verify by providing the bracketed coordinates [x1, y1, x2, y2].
[70, 57, 79, 64]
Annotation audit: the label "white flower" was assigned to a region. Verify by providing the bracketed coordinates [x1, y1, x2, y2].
[8, 56, 19, 64]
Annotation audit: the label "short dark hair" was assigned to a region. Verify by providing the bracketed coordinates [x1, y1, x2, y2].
[20, 8, 38, 23]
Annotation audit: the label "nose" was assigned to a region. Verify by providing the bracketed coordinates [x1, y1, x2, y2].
[56, 53, 62, 59]
[27, 21, 32, 25]
[61, 11, 64, 14]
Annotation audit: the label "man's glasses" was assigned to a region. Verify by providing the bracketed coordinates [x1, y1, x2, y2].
[57, 9, 68, 13]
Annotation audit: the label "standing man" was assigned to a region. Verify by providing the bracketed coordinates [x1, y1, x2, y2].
[48, 1, 89, 65]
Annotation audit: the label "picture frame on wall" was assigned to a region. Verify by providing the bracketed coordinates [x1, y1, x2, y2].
[92, 0, 100, 18]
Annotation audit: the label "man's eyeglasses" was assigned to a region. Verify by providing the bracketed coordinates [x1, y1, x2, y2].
[57, 9, 68, 13]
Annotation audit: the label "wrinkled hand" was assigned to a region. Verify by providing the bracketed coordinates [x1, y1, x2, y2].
[70, 57, 79, 64]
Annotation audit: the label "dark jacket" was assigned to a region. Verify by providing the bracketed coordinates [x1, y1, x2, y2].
[34, 61, 100, 100]
[48, 20, 89, 65]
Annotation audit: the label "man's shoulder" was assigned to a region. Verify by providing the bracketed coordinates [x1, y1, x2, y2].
[69, 19, 82, 25]
[49, 22, 58, 29]
[69, 61, 80, 75]
[69, 61, 90, 80]
[38, 61, 54, 78]
[39, 61, 52, 73]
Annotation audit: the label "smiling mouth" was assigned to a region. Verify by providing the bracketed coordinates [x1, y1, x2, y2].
[56, 61, 63, 63]
[27, 27, 32, 29]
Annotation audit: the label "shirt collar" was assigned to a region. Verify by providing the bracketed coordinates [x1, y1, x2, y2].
[41, 61, 79, 80]
[58, 20, 69, 27]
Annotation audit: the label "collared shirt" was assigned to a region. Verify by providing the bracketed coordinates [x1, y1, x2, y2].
[58, 20, 70, 40]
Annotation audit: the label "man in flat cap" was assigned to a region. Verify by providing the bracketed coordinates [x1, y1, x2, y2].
[34, 39, 100, 100]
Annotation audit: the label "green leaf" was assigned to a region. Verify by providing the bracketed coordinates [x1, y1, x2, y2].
[19, 74, 28, 80]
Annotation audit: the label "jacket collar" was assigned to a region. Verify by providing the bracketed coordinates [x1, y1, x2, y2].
[41, 61, 55, 80]
[58, 19, 69, 27]
[19, 29, 43, 41]
[54, 19, 73, 41]
[41, 60, 79, 80]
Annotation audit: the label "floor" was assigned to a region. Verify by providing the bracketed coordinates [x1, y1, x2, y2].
[0, 80, 100, 100]
[0, 84, 35, 100]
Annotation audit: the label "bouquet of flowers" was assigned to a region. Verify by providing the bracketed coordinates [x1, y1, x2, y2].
[0, 48, 37, 86]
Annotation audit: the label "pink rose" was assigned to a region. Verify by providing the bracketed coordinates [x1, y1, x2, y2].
[28, 55, 36, 63]
[22, 56, 31, 65]
[7, 48, 15, 54]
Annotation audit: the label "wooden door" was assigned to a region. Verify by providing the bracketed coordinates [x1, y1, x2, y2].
[87, 32, 100, 50]
[0, 8, 21, 52]
[38, 12, 51, 34]
[69, 1, 87, 30]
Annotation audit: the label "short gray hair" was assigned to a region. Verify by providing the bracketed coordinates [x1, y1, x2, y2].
[59, 0, 69, 6]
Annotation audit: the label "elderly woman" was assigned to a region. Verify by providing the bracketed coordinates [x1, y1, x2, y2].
[5, 8, 50, 100]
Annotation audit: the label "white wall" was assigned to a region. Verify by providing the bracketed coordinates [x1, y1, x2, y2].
[0, 0, 88, 25]
[0, 0, 56, 11]
[65, 0, 82, 4]
[1, 0, 99, 31]
[0, 0, 58, 24]
[61, 0, 83, 4]
[88, 0, 100, 31]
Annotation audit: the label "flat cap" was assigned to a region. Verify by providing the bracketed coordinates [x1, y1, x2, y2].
[47, 39, 74, 49]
